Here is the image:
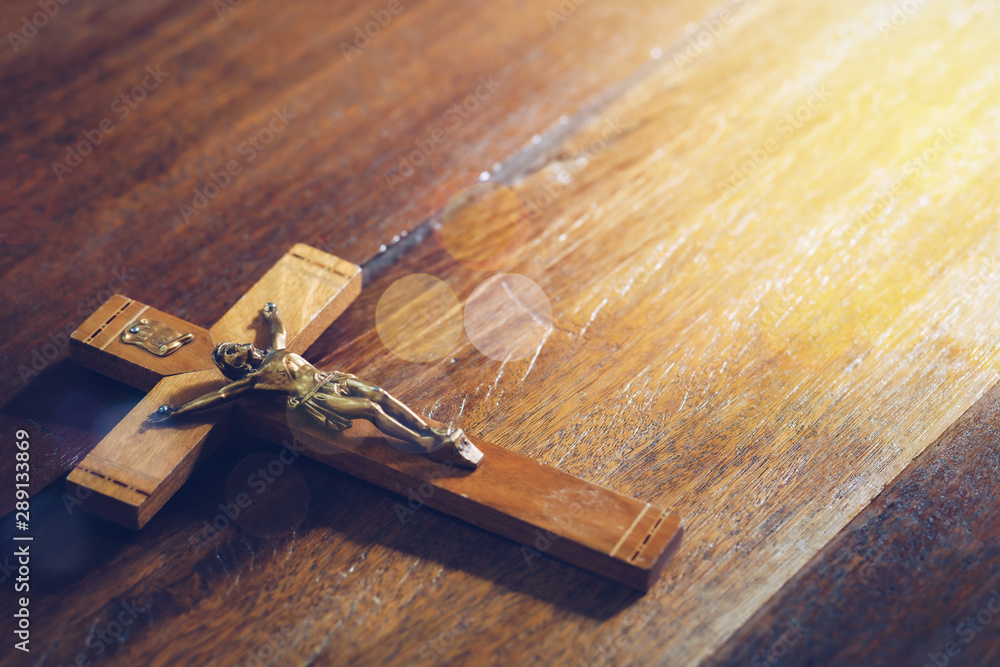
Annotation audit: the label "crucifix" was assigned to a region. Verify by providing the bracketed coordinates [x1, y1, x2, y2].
[68, 243, 683, 592]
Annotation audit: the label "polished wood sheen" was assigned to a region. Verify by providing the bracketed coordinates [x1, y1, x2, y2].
[708, 377, 1000, 665]
[70, 295, 217, 391]
[209, 244, 364, 354]
[243, 401, 683, 592]
[65, 369, 231, 528]
[3, 0, 1000, 664]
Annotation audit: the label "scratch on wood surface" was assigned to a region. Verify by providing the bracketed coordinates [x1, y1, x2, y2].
[216, 548, 231, 579]
[397, 560, 419, 588]
[522, 328, 551, 382]
[243, 532, 257, 568]
[555, 441, 578, 468]
[283, 535, 296, 565]
[305, 631, 334, 667]
[484, 354, 510, 403]
[500, 277, 551, 330]
[618, 275, 637, 297]
[580, 298, 608, 336]
[621, 366, 651, 411]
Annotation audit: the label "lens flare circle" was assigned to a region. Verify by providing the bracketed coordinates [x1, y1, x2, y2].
[464, 274, 553, 361]
[433, 181, 529, 271]
[377, 273, 463, 362]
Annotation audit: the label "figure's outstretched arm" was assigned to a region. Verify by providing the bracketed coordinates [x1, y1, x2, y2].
[147, 376, 255, 423]
[262, 302, 286, 350]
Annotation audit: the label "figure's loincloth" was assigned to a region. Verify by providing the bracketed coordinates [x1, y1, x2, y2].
[286, 371, 354, 431]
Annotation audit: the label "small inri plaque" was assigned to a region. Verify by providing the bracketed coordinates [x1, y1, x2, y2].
[121, 318, 194, 357]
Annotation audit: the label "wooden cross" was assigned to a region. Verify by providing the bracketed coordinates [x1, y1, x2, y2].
[67, 244, 683, 592]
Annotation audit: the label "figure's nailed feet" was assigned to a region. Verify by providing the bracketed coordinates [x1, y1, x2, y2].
[427, 427, 483, 470]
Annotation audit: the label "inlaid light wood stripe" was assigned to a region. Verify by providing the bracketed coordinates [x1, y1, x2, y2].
[83, 297, 134, 345]
[630, 510, 667, 563]
[76, 465, 152, 498]
[610, 503, 651, 558]
[101, 304, 149, 350]
[290, 250, 358, 279]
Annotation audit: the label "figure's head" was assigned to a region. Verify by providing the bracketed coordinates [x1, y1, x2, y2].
[212, 342, 265, 380]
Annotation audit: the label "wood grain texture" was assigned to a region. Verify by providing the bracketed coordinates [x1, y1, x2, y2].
[65, 369, 232, 529]
[2, 0, 1000, 665]
[70, 295, 216, 391]
[708, 378, 1000, 666]
[242, 400, 683, 591]
[0, 0, 712, 406]
[209, 243, 362, 353]
[282, 1, 1000, 662]
[67, 244, 681, 586]
[0, 0, 714, 500]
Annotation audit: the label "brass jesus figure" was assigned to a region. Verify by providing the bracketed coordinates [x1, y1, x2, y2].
[147, 302, 483, 469]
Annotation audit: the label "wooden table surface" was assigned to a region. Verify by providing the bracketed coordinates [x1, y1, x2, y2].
[3, 0, 1000, 665]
